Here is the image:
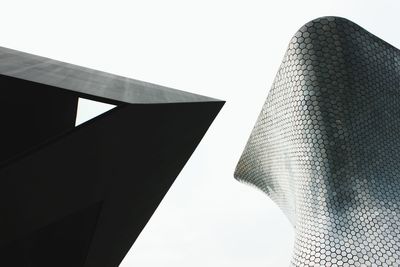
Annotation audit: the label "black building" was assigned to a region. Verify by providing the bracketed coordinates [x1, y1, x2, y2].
[0, 46, 223, 267]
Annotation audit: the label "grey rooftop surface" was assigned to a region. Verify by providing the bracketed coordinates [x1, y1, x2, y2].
[0, 46, 220, 104]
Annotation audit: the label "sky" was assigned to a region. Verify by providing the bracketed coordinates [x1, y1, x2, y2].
[2, 1, 400, 266]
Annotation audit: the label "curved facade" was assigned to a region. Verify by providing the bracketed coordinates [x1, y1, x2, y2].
[235, 17, 400, 266]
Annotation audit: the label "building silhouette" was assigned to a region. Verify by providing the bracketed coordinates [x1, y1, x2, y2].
[0, 46, 223, 267]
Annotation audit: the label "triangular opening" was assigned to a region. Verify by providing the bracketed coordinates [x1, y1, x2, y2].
[75, 98, 116, 126]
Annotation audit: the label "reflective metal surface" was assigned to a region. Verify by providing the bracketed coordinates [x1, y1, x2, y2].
[235, 17, 400, 266]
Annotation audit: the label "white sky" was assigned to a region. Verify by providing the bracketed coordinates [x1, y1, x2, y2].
[2, 1, 400, 266]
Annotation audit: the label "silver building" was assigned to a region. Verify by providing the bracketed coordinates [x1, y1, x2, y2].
[235, 17, 400, 266]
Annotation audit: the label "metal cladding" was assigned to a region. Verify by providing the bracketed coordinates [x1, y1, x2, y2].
[235, 17, 400, 266]
[0, 46, 224, 267]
